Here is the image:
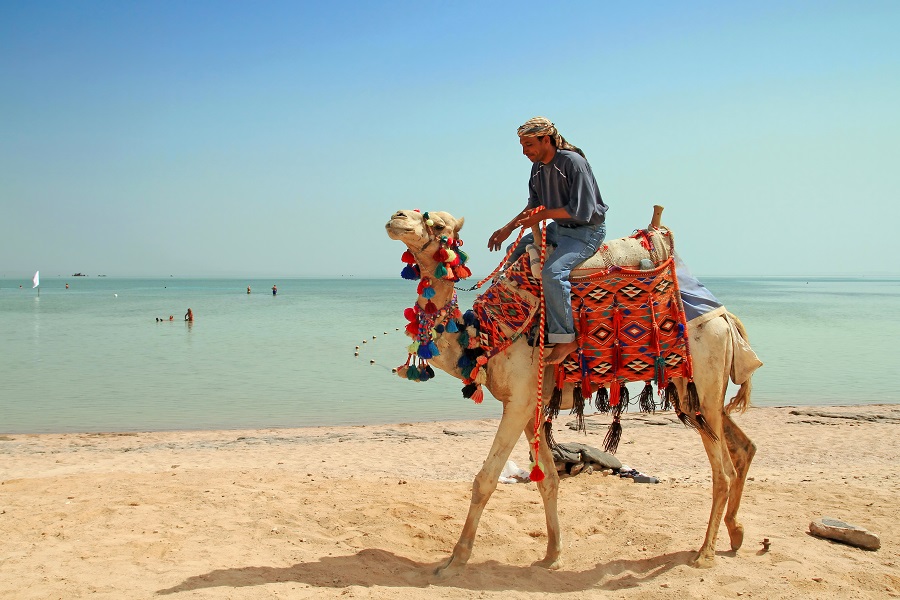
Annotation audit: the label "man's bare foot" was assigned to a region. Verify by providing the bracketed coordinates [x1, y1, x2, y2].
[546, 340, 578, 364]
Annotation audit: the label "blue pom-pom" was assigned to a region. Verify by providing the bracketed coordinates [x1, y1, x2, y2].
[417, 344, 433, 359]
[401, 265, 420, 280]
[428, 341, 440, 357]
[463, 310, 478, 327]
[422, 286, 435, 299]
[446, 320, 458, 333]
[435, 324, 445, 333]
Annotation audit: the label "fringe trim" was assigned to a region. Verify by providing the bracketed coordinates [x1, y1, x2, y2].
[594, 386, 610, 413]
[571, 384, 586, 433]
[638, 381, 655, 413]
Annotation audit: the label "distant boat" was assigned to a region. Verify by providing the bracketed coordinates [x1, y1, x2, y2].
[72, 273, 87, 277]
[33, 270, 40, 296]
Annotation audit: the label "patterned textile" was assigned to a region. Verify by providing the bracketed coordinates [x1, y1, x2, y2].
[562, 258, 692, 389]
[472, 259, 539, 352]
[472, 252, 692, 392]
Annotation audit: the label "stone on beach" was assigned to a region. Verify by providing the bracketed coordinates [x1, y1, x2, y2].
[809, 517, 881, 550]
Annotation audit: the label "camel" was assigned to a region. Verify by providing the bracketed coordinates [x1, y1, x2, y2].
[385, 208, 758, 576]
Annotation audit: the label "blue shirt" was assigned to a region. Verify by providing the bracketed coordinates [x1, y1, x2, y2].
[526, 149, 607, 226]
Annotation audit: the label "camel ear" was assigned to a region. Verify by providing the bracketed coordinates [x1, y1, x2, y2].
[455, 217, 465, 236]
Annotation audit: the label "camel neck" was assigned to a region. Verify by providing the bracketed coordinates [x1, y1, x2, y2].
[417, 279, 456, 313]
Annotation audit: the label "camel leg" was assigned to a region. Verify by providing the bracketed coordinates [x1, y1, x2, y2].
[693, 418, 734, 568]
[722, 412, 756, 550]
[522, 418, 562, 569]
[434, 401, 533, 578]
[683, 314, 735, 568]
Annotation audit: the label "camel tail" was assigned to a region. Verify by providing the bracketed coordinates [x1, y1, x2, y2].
[725, 311, 753, 415]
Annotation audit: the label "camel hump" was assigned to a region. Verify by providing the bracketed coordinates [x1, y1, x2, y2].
[571, 226, 675, 279]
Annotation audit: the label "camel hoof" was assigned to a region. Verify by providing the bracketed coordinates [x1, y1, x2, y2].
[691, 552, 715, 569]
[728, 523, 745, 551]
[532, 556, 562, 570]
[433, 556, 462, 580]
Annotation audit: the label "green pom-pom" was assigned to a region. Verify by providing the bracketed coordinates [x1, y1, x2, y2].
[434, 263, 447, 278]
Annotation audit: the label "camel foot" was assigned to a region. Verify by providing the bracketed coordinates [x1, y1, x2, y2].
[728, 522, 745, 551]
[691, 550, 715, 569]
[433, 555, 464, 580]
[532, 555, 562, 570]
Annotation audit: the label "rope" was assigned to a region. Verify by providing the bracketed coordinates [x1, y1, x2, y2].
[531, 219, 548, 479]
[456, 208, 541, 293]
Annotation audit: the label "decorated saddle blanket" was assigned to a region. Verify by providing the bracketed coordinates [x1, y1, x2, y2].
[473, 252, 693, 393]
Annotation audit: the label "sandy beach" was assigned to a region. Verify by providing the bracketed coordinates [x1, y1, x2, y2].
[2, 404, 898, 599]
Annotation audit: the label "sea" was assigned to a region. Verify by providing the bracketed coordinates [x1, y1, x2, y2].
[1, 276, 898, 434]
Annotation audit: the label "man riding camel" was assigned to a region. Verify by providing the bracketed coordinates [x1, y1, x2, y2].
[488, 117, 608, 364]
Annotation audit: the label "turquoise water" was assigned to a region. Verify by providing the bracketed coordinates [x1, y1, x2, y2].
[1, 276, 898, 433]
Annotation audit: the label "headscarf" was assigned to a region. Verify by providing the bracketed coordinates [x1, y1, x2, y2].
[516, 116, 585, 158]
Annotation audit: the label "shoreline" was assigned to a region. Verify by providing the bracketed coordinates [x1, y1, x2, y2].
[2, 404, 898, 599]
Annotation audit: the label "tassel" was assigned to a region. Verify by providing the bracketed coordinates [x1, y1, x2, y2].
[422, 286, 435, 299]
[609, 378, 620, 407]
[445, 249, 457, 264]
[665, 381, 679, 412]
[425, 365, 435, 379]
[659, 385, 673, 411]
[685, 380, 701, 414]
[542, 420, 557, 452]
[446, 320, 458, 333]
[619, 384, 631, 411]
[424, 301, 437, 314]
[434, 263, 447, 278]
[471, 386, 484, 404]
[638, 381, 655, 413]
[603, 417, 623, 454]
[456, 265, 472, 279]
[401, 250, 415, 263]
[461, 382, 477, 398]
[594, 386, 610, 413]
[427, 341, 439, 357]
[433, 248, 448, 262]
[529, 463, 545, 482]
[401, 265, 419, 280]
[416, 344, 432, 359]
[405, 322, 418, 336]
[406, 365, 420, 380]
[404, 307, 417, 321]
[457, 249, 469, 264]
[418, 365, 431, 381]
[463, 310, 478, 327]
[546, 385, 563, 420]
[571, 384, 586, 433]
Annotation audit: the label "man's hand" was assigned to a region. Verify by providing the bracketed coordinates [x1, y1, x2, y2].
[488, 224, 514, 251]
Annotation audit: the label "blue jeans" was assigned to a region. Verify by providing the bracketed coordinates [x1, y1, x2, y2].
[545, 223, 606, 342]
[507, 222, 606, 343]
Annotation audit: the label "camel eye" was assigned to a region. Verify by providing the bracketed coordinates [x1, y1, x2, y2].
[433, 224, 445, 230]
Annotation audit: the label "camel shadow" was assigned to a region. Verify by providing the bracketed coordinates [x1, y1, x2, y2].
[156, 548, 707, 595]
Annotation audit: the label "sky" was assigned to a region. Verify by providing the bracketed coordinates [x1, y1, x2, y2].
[2, 1, 898, 279]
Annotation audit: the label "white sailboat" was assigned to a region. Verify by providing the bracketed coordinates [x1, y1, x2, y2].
[33, 270, 40, 296]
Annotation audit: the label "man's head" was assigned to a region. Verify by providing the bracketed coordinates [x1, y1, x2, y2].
[517, 116, 585, 161]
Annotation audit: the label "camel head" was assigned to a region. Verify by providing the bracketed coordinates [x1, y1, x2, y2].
[385, 209, 466, 274]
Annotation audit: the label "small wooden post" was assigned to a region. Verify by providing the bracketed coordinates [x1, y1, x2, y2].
[650, 205, 664, 229]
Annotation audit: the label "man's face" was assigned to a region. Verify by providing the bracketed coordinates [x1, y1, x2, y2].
[519, 135, 555, 164]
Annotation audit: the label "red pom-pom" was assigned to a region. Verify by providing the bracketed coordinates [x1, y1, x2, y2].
[404, 307, 416, 321]
[416, 278, 429, 295]
[529, 465, 545, 482]
[425, 301, 437, 314]
[405, 322, 418, 335]
[456, 265, 472, 279]
[401, 250, 415, 263]
[472, 388, 484, 404]
[433, 248, 448, 262]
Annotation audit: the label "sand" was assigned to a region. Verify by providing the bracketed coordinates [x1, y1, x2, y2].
[2, 404, 898, 599]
